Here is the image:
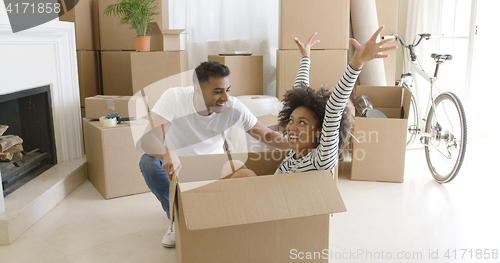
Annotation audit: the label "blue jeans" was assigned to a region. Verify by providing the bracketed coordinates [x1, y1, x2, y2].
[139, 154, 170, 219]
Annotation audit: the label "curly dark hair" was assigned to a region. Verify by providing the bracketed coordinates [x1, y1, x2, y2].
[278, 83, 330, 131]
[278, 83, 354, 155]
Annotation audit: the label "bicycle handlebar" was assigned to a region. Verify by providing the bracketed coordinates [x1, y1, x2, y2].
[382, 33, 436, 62]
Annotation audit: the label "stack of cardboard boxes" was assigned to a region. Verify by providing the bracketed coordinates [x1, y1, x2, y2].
[98, 0, 189, 98]
[62, 0, 188, 198]
[59, 0, 101, 118]
[276, 0, 350, 99]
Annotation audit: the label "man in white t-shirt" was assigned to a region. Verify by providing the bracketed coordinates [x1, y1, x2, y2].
[136, 60, 289, 248]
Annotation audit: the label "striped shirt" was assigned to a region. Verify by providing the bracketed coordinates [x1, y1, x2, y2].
[275, 57, 360, 174]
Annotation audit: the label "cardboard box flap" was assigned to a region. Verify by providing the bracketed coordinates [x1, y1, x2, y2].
[178, 170, 346, 231]
[355, 86, 404, 108]
[161, 29, 185, 35]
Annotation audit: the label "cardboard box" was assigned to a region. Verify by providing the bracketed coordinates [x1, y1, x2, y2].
[350, 86, 411, 182]
[77, 51, 101, 107]
[130, 51, 189, 108]
[276, 50, 348, 99]
[257, 114, 279, 131]
[85, 95, 148, 119]
[208, 55, 264, 96]
[98, 0, 184, 51]
[376, 0, 399, 85]
[101, 51, 134, 95]
[171, 151, 345, 263]
[59, 0, 100, 50]
[83, 118, 150, 199]
[279, 0, 350, 50]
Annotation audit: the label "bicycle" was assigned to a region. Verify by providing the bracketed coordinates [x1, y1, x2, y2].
[383, 33, 467, 183]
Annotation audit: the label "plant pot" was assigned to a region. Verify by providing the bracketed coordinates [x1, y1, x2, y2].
[133, 36, 151, 52]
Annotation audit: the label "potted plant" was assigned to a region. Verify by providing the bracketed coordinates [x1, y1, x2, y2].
[104, 0, 159, 52]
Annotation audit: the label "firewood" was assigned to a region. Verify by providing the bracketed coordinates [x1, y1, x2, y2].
[0, 151, 13, 162]
[0, 135, 23, 152]
[0, 144, 23, 162]
[0, 125, 8, 136]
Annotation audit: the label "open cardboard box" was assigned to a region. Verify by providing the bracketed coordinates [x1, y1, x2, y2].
[350, 86, 411, 183]
[170, 151, 345, 262]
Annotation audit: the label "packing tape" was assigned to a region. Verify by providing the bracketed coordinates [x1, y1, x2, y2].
[100, 116, 117, 127]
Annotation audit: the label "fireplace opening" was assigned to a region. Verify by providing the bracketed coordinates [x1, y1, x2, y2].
[0, 85, 57, 197]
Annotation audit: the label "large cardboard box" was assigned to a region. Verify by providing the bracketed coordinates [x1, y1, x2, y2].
[208, 55, 264, 96]
[101, 51, 134, 95]
[85, 95, 148, 119]
[376, 0, 399, 85]
[350, 86, 411, 182]
[59, 0, 100, 50]
[98, 0, 184, 51]
[276, 50, 348, 99]
[279, 0, 350, 50]
[130, 51, 189, 108]
[171, 151, 345, 263]
[83, 118, 150, 199]
[77, 51, 101, 107]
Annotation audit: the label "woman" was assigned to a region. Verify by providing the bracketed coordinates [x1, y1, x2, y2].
[222, 26, 395, 178]
[275, 26, 395, 174]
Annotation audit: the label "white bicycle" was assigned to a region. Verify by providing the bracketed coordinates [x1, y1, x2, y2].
[384, 33, 467, 183]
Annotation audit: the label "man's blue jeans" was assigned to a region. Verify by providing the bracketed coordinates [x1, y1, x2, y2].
[139, 154, 171, 219]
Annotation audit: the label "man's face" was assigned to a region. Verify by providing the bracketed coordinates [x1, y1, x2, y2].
[199, 76, 231, 114]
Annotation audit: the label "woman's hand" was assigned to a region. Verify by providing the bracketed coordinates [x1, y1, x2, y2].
[294, 32, 320, 58]
[349, 26, 397, 70]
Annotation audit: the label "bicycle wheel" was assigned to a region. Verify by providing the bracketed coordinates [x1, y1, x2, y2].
[424, 92, 467, 183]
[406, 92, 419, 148]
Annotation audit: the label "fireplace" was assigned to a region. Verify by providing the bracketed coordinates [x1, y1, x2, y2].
[1, 16, 87, 245]
[0, 85, 57, 196]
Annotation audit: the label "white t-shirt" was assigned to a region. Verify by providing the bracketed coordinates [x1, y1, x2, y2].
[151, 86, 258, 156]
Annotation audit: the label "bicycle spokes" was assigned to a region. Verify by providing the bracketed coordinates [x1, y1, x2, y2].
[424, 92, 467, 183]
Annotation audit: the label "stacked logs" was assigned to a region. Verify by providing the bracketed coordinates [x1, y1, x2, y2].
[0, 125, 24, 162]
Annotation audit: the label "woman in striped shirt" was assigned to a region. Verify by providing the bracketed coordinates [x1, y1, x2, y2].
[275, 26, 396, 174]
[222, 26, 395, 178]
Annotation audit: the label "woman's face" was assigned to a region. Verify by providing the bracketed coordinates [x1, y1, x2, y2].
[286, 106, 321, 157]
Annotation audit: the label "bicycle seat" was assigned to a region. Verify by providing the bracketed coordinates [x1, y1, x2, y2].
[431, 53, 453, 62]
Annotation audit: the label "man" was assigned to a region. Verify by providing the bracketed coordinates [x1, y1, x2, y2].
[136, 60, 289, 248]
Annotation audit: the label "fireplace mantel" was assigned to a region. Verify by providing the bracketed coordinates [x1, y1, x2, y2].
[0, 16, 83, 162]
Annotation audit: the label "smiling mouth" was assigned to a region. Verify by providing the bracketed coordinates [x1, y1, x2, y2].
[288, 134, 300, 142]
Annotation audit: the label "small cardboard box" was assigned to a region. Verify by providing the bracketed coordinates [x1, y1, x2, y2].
[171, 151, 345, 262]
[276, 50, 348, 99]
[82, 118, 150, 199]
[85, 95, 148, 120]
[59, 0, 100, 50]
[98, 0, 184, 51]
[130, 51, 189, 107]
[279, 0, 350, 50]
[208, 55, 264, 96]
[77, 51, 101, 107]
[350, 86, 411, 183]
